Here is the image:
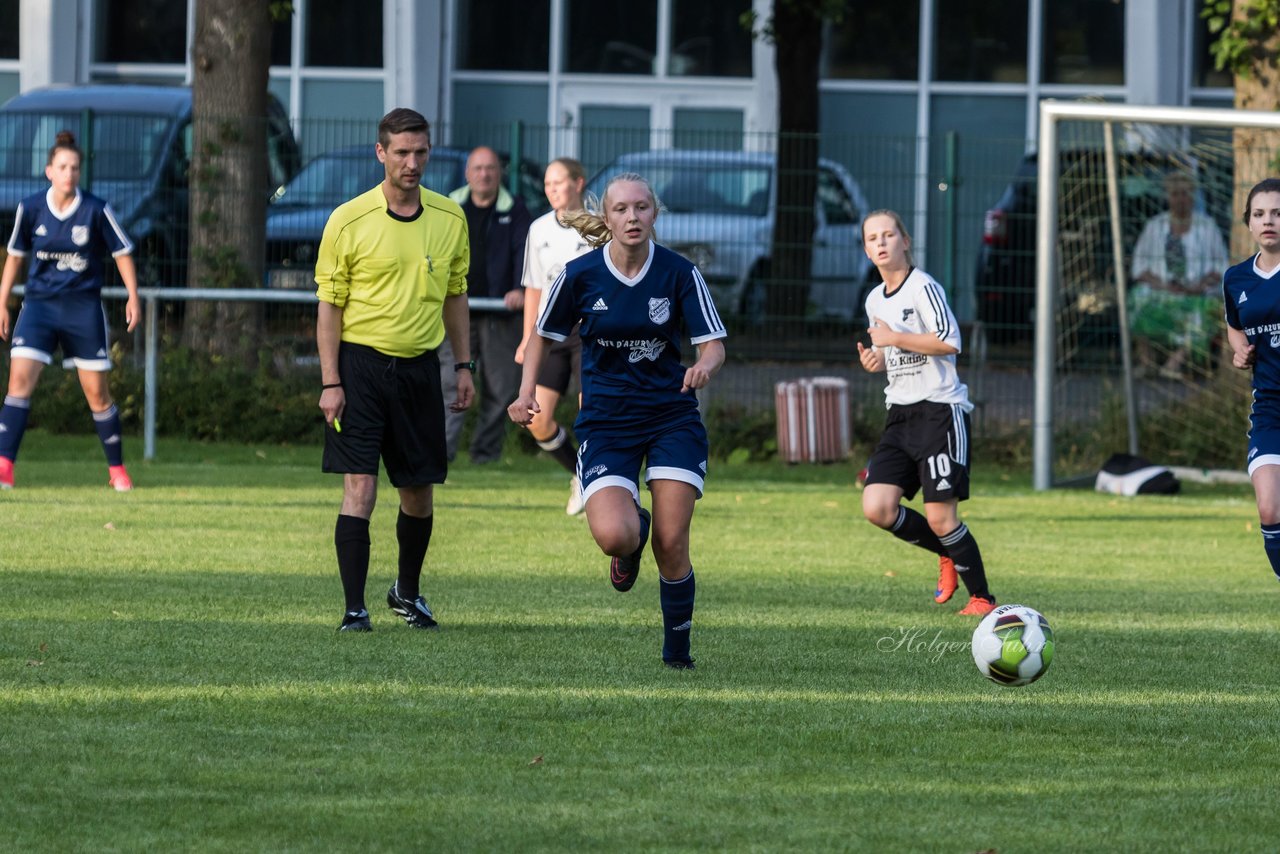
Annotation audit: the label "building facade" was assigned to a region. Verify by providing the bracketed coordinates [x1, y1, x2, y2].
[0, 0, 1236, 311]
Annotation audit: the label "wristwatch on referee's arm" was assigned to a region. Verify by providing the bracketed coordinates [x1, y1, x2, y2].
[454, 360, 476, 372]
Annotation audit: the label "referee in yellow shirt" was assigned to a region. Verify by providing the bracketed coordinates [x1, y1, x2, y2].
[316, 107, 475, 632]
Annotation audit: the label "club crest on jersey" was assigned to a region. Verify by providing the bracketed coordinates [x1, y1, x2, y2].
[71, 225, 89, 246]
[1271, 331, 1280, 349]
[902, 308, 915, 323]
[648, 298, 671, 324]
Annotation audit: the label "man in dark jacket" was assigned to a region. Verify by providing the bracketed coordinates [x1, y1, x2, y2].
[440, 146, 532, 462]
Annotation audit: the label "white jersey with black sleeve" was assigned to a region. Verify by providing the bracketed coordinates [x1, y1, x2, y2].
[521, 209, 592, 318]
[863, 267, 972, 413]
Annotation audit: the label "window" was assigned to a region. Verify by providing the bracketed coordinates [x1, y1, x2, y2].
[270, 9, 292, 67]
[306, 0, 382, 68]
[458, 0, 550, 71]
[818, 169, 858, 225]
[933, 0, 1028, 83]
[566, 0, 658, 75]
[0, 0, 17, 60]
[669, 0, 752, 77]
[823, 1, 920, 81]
[94, 0, 187, 64]
[1193, 9, 1232, 88]
[1042, 0, 1124, 85]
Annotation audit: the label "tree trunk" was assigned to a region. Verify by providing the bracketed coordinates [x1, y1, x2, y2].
[767, 0, 822, 323]
[1229, 0, 1280, 260]
[183, 0, 273, 360]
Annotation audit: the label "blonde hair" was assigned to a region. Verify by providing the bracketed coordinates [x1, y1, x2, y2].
[861, 208, 915, 267]
[563, 172, 661, 248]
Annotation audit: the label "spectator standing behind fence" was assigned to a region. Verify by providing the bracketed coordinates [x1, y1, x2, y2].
[516, 158, 592, 514]
[1130, 172, 1228, 379]
[856, 209, 996, 618]
[436, 146, 531, 464]
[509, 173, 726, 669]
[315, 107, 474, 633]
[1223, 178, 1280, 584]
[0, 130, 140, 492]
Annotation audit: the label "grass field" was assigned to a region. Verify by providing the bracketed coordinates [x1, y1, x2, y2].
[3, 432, 1279, 852]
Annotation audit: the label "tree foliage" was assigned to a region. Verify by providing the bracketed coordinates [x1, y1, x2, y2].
[1202, 0, 1280, 79]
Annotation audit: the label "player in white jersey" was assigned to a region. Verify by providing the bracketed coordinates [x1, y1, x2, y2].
[516, 158, 593, 514]
[0, 130, 140, 491]
[509, 173, 726, 668]
[856, 209, 996, 617]
[1223, 178, 1280, 582]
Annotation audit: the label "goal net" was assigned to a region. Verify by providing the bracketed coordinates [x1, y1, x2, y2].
[1034, 101, 1280, 489]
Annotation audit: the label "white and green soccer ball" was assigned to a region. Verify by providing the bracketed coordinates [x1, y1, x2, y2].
[971, 604, 1055, 686]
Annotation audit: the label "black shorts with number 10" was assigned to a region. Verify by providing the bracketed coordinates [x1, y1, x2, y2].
[322, 342, 448, 488]
[864, 400, 971, 503]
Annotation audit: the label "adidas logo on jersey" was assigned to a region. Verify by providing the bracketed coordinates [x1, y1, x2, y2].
[592, 298, 608, 311]
[936, 477, 952, 490]
[35, 224, 47, 236]
[1239, 291, 1248, 304]
[97, 348, 107, 357]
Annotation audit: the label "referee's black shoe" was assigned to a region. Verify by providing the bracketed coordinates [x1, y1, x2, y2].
[664, 658, 696, 670]
[338, 608, 372, 632]
[610, 507, 651, 592]
[387, 584, 440, 630]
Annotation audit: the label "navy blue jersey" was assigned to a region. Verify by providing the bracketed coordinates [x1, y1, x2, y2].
[537, 240, 726, 430]
[6, 188, 133, 298]
[1223, 253, 1280, 402]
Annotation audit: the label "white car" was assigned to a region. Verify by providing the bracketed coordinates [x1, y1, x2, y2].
[585, 150, 874, 322]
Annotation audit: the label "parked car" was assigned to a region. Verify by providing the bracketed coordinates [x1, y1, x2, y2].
[0, 83, 301, 287]
[585, 149, 874, 322]
[974, 148, 1222, 341]
[264, 145, 549, 288]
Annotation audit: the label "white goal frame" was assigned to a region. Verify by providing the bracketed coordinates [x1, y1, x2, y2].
[1033, 101, 1280, 490]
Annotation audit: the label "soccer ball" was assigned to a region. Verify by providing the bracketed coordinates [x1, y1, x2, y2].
[971, 604, 1055, 686]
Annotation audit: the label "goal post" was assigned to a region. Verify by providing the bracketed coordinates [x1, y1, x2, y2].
[1033, 101, 1280, 490]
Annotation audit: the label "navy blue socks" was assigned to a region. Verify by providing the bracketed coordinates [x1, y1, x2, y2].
[0, 395, 31, 461]
[660, 568, 696, 665]
[1261, 523, 1280, 581]
[92, 404, 125, 467]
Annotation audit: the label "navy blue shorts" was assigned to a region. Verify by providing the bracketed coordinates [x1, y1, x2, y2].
[577, 417, 709, 505]
[864, 401, 972, 503]
[1247, 401, 1280, 475]
[322, 342, 448, 488]
[10, 295, 112, 370]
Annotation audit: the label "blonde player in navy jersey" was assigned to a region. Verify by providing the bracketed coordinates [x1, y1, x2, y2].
[856, 209, 996, 617]
[516, 158, 593, 515]
[0, 130, 140, 491]
[509, 172, 726, 668]
[1223, 178, 1280, 581]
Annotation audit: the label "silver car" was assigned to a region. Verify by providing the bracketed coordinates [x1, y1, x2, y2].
[585, 150, 874, 322]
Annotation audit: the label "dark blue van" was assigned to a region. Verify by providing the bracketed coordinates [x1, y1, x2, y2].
[0, 84, 301, 286]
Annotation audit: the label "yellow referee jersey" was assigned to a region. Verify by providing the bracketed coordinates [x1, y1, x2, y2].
[314, 185, 469, 357]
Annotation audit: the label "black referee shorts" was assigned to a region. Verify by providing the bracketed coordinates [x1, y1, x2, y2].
[864, 400, 971, 503]
[322, 342, 448, 488]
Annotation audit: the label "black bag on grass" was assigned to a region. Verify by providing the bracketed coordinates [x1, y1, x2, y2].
[1094, 453, 1181, 496]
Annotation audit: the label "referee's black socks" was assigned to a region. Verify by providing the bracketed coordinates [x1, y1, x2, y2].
[396, 508, 434, 600]
[939, 523, 992, 600]
[335, 514, 371, 612]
